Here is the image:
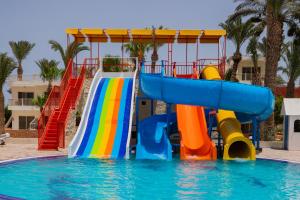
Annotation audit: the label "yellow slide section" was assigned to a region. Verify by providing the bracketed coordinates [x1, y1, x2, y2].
[202, 66, 256, 160]
[177, 105, 217, 160]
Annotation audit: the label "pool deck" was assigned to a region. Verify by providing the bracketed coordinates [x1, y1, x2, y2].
[0, 138, 300, 163]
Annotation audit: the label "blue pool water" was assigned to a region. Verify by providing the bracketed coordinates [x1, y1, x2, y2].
[0, 157, 299, 200]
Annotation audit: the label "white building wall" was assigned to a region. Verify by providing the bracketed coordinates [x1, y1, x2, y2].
[288, 115, 300, 151]
[11, 110, 40, 130]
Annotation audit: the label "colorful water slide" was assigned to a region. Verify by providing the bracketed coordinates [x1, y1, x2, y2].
[177, 105, 217, 160]
[136, 113, 176, 160]
[175, 65, 216, 160]
[68, 71, 136, 158]
[140, 65, 274, 160]
[202, 66, 256, 160]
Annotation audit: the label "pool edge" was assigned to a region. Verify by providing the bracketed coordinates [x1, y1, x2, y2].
[0, 155, 67, 166]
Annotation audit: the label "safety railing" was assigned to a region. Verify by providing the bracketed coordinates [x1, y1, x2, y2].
[37, 85, 60, 142]
[198, 57, 226, 77]
[8, 98, 35, 106]
[57, 60, 86, 148]
[29, 118, 38, 130]
[38, 59, 74, 147]
[102, 57, 137, 73]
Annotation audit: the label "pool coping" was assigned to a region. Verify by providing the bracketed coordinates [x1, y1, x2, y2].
[0, 155, 67, 166]
[0, 155, 300, 165]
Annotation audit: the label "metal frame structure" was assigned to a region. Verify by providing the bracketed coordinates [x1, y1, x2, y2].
[64, 27, 261, 151]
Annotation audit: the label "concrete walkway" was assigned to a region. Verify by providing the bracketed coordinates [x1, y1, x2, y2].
[257, 148, 300, 163]
[0, 138, 66, 162]
[0, 138, 300, 163]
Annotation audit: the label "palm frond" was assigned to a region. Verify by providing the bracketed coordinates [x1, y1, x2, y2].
[9, 41, 35, 65]
[0, 53, 17, 87]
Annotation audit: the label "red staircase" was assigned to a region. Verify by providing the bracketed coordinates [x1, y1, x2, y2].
[38, 60, 86, 150]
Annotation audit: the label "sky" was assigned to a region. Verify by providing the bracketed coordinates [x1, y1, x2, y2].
[0, 0, 237, 74]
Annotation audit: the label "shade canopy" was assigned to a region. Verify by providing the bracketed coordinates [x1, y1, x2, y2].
[66, 28, 226, 44]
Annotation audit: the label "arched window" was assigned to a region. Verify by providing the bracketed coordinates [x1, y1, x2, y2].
[294, 119, 300, 132]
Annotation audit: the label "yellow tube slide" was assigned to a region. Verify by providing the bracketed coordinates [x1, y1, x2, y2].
[202, 66, 256, 160]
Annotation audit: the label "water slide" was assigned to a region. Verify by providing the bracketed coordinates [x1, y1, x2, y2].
[175, 67, 217, 160]
[68, 71, 136, 159]
[201, 66, 256, 160]
[139, 65, 274, 160]
[177, 105, 217, 160]
[136, 113, 176, 160]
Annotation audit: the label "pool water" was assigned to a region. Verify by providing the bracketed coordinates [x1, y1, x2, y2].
[0, 157, 299, 200]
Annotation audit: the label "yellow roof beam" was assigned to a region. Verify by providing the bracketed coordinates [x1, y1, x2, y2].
[131, 29, 152, 43]
[155, 29, 177, 43]
[81, 28, 107, 42]
[177, 30, 202, 43]
[65, 28, 85, 43]
[200, 30, 226, 43]
[105, 29, 130, 43]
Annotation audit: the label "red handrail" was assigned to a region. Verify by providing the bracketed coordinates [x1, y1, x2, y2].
[57, 60, 86, 148]
[38, 59, 74, 149]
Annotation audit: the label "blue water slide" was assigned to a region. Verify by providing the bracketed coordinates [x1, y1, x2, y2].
[136, 113, 176, 160]
[140, 68, 274, 121]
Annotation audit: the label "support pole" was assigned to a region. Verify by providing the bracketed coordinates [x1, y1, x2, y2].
[185, 41, 188, 74]
[252, 117, 257, 146]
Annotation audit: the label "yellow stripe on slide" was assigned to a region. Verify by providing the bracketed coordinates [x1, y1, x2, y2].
[96, 78, 120, 158]
[90, 79, 114, 157]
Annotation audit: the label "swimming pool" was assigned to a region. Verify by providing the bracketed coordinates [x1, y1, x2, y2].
[0, 157, 299, 200]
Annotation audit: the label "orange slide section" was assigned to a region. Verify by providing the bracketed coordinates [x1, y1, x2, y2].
[176, 105, 217, 160]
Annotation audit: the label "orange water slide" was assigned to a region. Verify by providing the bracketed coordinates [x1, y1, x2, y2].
[176, 105, 217, 160]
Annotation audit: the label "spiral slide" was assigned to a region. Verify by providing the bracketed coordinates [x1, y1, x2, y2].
[139, 65, 274, 160]
[68, 71, 136, 159]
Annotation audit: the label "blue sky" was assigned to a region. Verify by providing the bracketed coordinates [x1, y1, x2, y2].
[1, 0, 238, 75]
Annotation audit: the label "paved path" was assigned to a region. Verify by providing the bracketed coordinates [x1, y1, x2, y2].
[0, 138, 67, 162]
[257, 148, 300, 163]
[1, 138, 300, 163]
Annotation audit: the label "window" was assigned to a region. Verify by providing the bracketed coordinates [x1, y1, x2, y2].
[18, 92, 34, 99]
[18, 92, 34, 105]
[294, 119, 300, 132]
[241, 67, 261, 81]
[19, 116, 35, 129]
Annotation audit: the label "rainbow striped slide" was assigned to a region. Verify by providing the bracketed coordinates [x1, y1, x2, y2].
[68, 71, 136, 159]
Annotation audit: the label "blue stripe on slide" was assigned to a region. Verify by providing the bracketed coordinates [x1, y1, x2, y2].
[118, 78, 133, 158]
[82, 78, 110, 157]
[76, 78, 105, 156]
[111, 79, 129, 158]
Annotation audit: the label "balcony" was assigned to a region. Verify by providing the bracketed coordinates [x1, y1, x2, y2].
[8, 98, 40, 111]
[9, 98, 35, 106]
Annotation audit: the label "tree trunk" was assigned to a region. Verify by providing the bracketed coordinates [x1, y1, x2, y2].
[17, 63, 23, 81]
[251, 58, 260, 85]
[230, 51, 242, 82]
[151, 45, 158, 73]
[0, 90, 5, 135]
[263, 5, 284, 140]
[286, 79, 295, 98]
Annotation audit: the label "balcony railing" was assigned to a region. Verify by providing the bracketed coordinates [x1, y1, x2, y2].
[8, 98, 35, 106]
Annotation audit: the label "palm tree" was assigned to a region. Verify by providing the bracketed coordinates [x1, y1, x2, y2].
[0, 53, 17, 134]
[229, 0, 300, 139]
[278, 40, 300, 98]
[258, 37, 267, 57]
[49, 40, 89, 68]
[36, 59, 61, 94]
[32, 95, 47, 113]
[220, 17, 255, 81]
[246, 36, 261, 85]
[230, 0, 299, 89]
[9, 41, 35, 81]
[124, 42, 151, 66]
[149, 26, 165, 73]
